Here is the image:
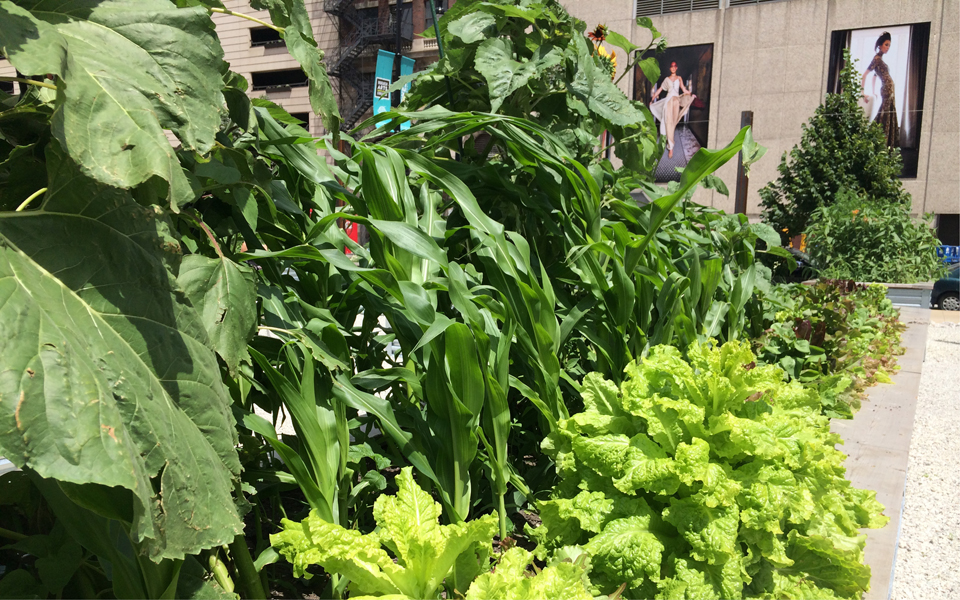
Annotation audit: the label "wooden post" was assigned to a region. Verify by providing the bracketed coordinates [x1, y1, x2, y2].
[734, 111, 753, 215]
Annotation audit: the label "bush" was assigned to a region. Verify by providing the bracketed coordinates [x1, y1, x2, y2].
[805, 188, 946, 283]
[760, 50, 908, 240]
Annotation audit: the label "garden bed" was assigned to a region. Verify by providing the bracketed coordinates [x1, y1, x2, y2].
[830, 307, 930, 600]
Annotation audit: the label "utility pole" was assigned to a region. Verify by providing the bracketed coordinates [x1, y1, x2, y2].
[392, 0, 403, 110]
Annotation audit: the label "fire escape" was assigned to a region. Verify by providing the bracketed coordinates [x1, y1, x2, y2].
[325, 0, 412, 130]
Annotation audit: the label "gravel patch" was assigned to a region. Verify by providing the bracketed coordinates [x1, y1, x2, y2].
[890, 322, 960, 600]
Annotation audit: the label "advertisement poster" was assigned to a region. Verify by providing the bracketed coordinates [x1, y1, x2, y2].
[635, 44, 713, 182]
[827, 23, 931, 178]
[374, 49, 393, 128]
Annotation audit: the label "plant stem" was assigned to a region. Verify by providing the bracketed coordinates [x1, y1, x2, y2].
[208, 550, 236, 595]
[614, 41, 656, 86]
[0, 526, 26, 541]
[228, 533, 267, 600]
[593, 131, 646, 158]
[182, 211, 225, 259]
[498, 493, 507, 540]
[16, 187, 47, 211]
[259, 325, 297, 336]
[0, 76, 56, 90]
[209, 8, 284, 34]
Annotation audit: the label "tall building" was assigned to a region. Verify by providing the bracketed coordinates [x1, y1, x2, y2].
[1, 0, 956, 237]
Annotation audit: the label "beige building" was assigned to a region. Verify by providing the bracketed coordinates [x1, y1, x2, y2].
[210, 0, 444, 134]
[562, 0, 959, 240]
[2, 0, 957, 240]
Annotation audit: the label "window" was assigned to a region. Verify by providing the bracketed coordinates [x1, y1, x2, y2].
[636, 0, 720, 17]
[728, 0, 783, 6]
[938, 214, 959, 246]
[250, 26, 284, 47]
[251, 69, 309, 91]
[424, 0, 447, 34]
[289, 112, 310, 128]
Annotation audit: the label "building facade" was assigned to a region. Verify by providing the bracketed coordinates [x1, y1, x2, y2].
[564, 0, 959, 239]
[209, 0, 444, 134]
[1, 0, 956, 239]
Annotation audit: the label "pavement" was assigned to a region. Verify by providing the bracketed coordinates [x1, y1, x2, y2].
[830, 306, 930, 600]
[928, 309, 959, 324]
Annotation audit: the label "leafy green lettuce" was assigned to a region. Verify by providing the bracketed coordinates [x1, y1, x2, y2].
[271, 467, 497, 598]
[533, 341, 887, 599]
[465, 547, 593, 600]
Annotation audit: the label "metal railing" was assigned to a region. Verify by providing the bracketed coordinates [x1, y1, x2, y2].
[325, 0, 413, 130]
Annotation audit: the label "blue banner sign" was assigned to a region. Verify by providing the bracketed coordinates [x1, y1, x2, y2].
[374, 49, 394, 128]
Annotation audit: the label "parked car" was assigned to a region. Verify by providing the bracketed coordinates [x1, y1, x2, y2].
[932, 263, 960, 310]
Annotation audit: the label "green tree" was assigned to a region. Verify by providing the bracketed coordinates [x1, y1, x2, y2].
[760, 49, 908, 240]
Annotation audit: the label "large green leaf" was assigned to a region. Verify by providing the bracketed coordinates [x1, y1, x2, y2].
[446, 11, 495, 44]
[0, 148, 242, 560]
[474, 39, 537, 112]
[0, 0, 226, 207]
[250, 0, 341, 133]
[568, 35, 645, 126]
[177, 254, 257, 375]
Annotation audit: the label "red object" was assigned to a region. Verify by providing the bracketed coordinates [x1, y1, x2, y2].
[343, 220, 359, 253]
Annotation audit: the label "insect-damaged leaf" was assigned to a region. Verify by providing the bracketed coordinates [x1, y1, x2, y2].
[177, 254, 257, 375]
[0, 146, 242, 560]
[0, 0, 226, 208]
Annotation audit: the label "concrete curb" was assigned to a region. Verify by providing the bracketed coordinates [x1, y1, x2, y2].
[830, 306, 930, 600]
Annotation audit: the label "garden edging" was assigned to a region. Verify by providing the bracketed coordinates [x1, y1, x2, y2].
[830, 306, 930, 600]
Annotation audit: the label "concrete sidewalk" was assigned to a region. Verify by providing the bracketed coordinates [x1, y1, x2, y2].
[830, 307, 930, 600]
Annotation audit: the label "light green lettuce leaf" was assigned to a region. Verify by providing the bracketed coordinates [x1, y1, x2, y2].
[534, 490, 613, 549]
[775, 531, 871, 598]
[465, 548, 593, 600]
[624, 393, 704, 453]
[657, 555, 745, 600]
[674, 439, 741, 508]
[271, 516, 401, 594]
[662, 496, 739, 565]
[583, 514, 666, 596]
[271, 468, 497, 598]
[572, 434, 680, 496]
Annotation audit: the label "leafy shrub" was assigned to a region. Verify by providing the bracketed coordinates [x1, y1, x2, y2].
[760, 50, 908, 240]
[404, 0, 664, 176]
[805, 189, 946, 283]
[531, 341, 887, 600]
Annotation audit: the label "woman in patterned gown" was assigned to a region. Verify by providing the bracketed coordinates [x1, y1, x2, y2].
[861, 31, 900, 147]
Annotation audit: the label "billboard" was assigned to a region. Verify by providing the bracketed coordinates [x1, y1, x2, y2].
[635, 44, 713, 183]
[827, 23, 931, 178]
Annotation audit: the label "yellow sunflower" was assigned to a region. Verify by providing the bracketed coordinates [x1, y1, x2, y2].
[597, 45, 617, 81]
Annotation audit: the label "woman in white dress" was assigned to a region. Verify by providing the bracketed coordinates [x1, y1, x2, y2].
[649, 61, 696, 159]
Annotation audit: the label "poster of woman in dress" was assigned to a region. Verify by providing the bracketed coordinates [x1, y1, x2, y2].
[828, 23, 930, 178]
[635, 44, 713, 183]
